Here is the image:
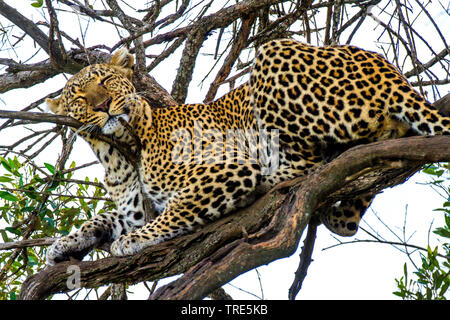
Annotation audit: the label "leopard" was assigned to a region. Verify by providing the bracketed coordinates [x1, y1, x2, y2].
[46, 38, 449, 264]
[46, 51, 148, 264]
[46, 50, 258, 263]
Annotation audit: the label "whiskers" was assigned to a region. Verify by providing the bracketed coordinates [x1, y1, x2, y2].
[74, 123, 102, 139]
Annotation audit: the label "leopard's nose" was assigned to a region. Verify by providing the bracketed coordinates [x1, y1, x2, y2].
[93, 98, 111, 113]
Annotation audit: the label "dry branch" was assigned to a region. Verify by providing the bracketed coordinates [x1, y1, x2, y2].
[0, 110, 83, 128]
[170, 27, 208, 103]
[288, 218, 318, 300]
[0, 238, 55, 251]
[0, 0, 55, 57]
[204, 13, 256, 103]
[0, 110, 140, 165]
[138, 0, 290, 50]
[0, 66, 60, 94]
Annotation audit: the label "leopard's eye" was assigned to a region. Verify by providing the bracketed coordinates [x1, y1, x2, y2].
[68, 96, 87, 105]
[99, 75, 114, 87]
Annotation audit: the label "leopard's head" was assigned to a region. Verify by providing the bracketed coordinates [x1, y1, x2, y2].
[46, 48, 143, 139]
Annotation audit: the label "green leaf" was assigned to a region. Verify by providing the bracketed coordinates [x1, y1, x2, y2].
[1, 158, 12, 173]
[30, 0, 44, 8]
[44, 217, 54, 228]
[1, 230, 10, 242]
[403, 263, 408, 285]
[57, 229, 69, 236]
[21, 206, 34, 213]
[439, 281, 449, 297]
[27, 255, 38, 267]
[32, 175, 46, 184]
[44, 163, 55, 174]
[0, 176, 13, 183]
[433, 208, 450, 214]
[0, 191, 19, 202]
[5, 227, 20, 236]
[433, 227, 450, 239]
[24, 187, 38, 200]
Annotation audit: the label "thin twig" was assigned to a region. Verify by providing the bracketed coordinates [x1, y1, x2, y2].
[322, 238, 448, 259]
[288, 218, 318, 300]
[0, 238, 55, 251]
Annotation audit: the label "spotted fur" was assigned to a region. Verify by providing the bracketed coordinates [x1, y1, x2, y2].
[46, 39, 449, 263]
[250, 39, 449, 235]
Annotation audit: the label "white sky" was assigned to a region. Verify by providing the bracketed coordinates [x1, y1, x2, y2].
[0, 0, 449, 300]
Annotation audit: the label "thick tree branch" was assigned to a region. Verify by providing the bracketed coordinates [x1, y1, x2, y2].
[170, 27, 208, 104]
[0, 0, 51, 55]
[0, 110, 84, 128]
[0, 110, 140, 165]
[0, 66, 60, 94]
[148, 136, 449, 300]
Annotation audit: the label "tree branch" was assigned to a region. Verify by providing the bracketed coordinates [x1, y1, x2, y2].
[0, 0, 51, 55]
[147, 135, 449, 300]
[0, 238, 55, 251]
[0, 110, 140, 165]
[170, 27, 208, 104]
[138, 0, 291, 50]
[0, 110, 83, 128]
[288, 218, 318, 300]
[0, 64, 60, 94]
[0, 0, 68, 67]
[404, 48, 449, 79]
[203, 13, 256, 103]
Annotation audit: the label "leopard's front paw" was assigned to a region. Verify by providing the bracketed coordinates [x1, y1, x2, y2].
[110, 235, 137, 257]
[110, 233, 158, 257]
[46, 234, 95, 265]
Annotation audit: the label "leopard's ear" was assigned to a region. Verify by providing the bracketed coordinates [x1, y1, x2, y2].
[46, 97, 65, 115]
[109, 47, 134, 80]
